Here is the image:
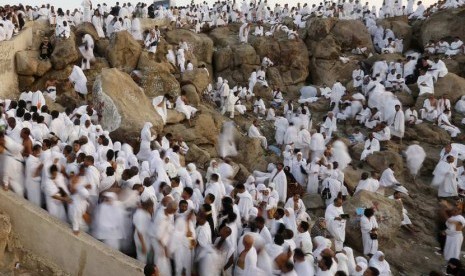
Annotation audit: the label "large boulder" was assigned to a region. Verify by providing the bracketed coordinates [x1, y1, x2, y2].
[331, 20, 374, 51]
[214, 48, 233, 72]
[366, 150, 403, 173]
[0, 212, 11, 265]
[16, 50, 52, 77]
[74, 22, 100, 42]
[139, 69, 181, 98]
[182, 84, 200, 107]
[181, 68, 210, 93]
[92, 68, 163, 143]
[106, 31, 142, 73]
[404, 123, 451, 145]
[379, 16, 412, 52]
[233, 44, 260, 66]
[309, 58, 359, 86]
[164, 29, 214, 64]
[50, 33, 79, 70]
[185, 144, 211, 169]
[419, 8, 465, 46]
[343, 191, 403, 252]
[433, 73, 465, 103]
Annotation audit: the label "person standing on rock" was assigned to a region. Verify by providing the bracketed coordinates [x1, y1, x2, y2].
[433, 155, 459, 198]
[325, 196, 347, 252]
[360, 207, 379, 257]
[81, 0, 93, 23]
[176, 46, 186, 72]
[79, 34, 95, 70]
[389, 105, 404, 141]
[92, 10, 105, 38]
[239, 22, 250, 43]
[68, 65, 88, 99]
[144, 29, 159, 54]
[443, 207, 465, 261]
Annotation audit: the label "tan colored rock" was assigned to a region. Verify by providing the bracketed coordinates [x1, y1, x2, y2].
[302, 194, 325, 210]
[106, 31, 142, 73]
[181, 68, 210, 93]
[185, 144, 211, 168]
[18, 76, 35, 91]
[164, 29, 214, 64]
[50, 33, 79, 70]
[343, 191, 403, 252]
[331, 20, 374, 51]
[74, 22, 100, 42]
[16, 50, 52, 77]
[379, 16, 412, 51]
[166, 109, 186, 124]
[307, 36, 340, 59]
[233, 44, 260, 66]
[95, 39, 110, 57]
[92, 68, 163, 144]
[15, 51, 39, 76]
[309, 58, 358, 86]
[213, 48, 233, 72]
[253, 84, 273, 101]
[419, 8, 465, 46]
[434, 73, 465, 103]
[182, 84, 200, 107]
[194, 114, 219, 145]
[366, 150, 403, 173]
[0, 212, 11, 265]
[404, 123, 451, 145]
[305, 17, 338, 41]
[140, 69, 181, 98]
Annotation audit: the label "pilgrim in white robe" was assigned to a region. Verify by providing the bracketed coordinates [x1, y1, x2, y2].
[417, 73, 434, 95]
[269, 169, 287, 202]
[360, 215, 379, 255]
[361, 138, 380, 160]
[390, 109, 405, 138]
[444, 215, 465, 261]
[404, 144, 426, 178]
[325, 203, 346, 252]
[69, 65, 88, 95]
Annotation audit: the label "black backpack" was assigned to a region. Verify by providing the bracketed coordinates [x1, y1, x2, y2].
[321, 183, 332, 200]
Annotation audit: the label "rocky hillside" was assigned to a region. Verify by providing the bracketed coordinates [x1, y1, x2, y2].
[10, 8, 465, 274]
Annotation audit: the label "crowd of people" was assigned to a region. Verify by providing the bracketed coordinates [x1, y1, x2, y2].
[1, 0, 465, 276]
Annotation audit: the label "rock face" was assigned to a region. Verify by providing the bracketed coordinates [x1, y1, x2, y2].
[419, 8, 465, 46]
[74, 22, 100, 42]
[343, 191, 403, 253]
[15, 50, 52, 77]
[379, 16, 412, 51]
[92, 68, 163, 143]
[210, 26, 309, 89]
[164, 29, 214, 65]
[50, 34, 79, 70]
[0, 212, 11, 264]
[106, 31, 142, 73]
[304, 17, 373, 86]
[181, 68, 210, 94]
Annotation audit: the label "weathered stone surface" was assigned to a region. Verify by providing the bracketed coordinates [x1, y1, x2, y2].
[74, 22, 100, 42]
[140, 69, 180, 98]
[185, 144, 212, 169]
[18, 75, 35, 91]
[50, 33, 79, 70]
[164, 29, 214, 64]
[302, 194, 325, 210]
[366, 150, 403, 173]
[181, 68, 210, 93]
[343, 191, 403, 253]
[404, 123, 451, 145]
[15, 51, 38, 76]
[419, 8, 465, 46]
[309, 58, 358, 86]
[182, 84, 200, 107]
[92, 68, 163, 143]
[166, 109, 186, 124]
[106, 31, 142, 73]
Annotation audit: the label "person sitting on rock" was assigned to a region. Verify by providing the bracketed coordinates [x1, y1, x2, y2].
[445, 37, 464, 59]
[248, 120, 267, 149]
[261, 56, 274, 68]
[361, 133, 380, 161]
[144, 29, 159, 54]
[420, 94, 438, 122]
[253, 96, 266, 117]
[424, 40, 437, 54]
[373, 121, 391, 142]
[56, 20, 70, 38]
[39, 36, 53, 60]
[405, 105, 423, 125]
